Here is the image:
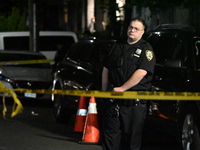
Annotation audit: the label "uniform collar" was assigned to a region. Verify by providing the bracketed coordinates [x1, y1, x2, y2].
[128, 39, 145, 47]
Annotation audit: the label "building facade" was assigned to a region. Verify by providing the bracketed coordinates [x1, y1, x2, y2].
[38, 0, 200, 37]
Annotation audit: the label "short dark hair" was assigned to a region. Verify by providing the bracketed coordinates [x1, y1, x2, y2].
[130, 17, 146, 30]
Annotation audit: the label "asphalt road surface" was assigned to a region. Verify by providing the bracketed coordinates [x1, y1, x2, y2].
[0, 98, 178, 150]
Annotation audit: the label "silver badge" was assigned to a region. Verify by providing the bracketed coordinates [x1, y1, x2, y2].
[136, 48, 142, 55]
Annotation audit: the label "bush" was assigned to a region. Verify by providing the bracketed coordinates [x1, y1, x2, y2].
[0, 7, 28, 31]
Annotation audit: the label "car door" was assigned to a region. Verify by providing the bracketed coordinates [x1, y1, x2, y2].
[147, 31, 187, 122]
[188, 37, 200, 92]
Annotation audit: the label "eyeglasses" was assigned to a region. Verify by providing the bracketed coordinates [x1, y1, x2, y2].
[128, 26, 144, 32]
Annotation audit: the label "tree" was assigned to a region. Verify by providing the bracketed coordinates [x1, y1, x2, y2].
[0, 0, 28, 31]
[0, 7, 28, 31]
[0, 0, 27, 13]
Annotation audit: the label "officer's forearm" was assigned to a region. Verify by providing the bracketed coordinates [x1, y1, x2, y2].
[102, 67, 109, 91]
[114, 69, 147, 92]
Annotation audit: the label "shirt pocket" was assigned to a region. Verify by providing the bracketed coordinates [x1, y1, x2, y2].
[126, 53, 140, 66]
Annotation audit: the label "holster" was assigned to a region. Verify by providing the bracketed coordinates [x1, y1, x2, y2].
[107, 83, 114, 91]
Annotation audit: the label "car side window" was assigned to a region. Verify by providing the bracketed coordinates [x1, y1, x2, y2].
[194, 39, 200, 70]
[146, 32, 184, 65]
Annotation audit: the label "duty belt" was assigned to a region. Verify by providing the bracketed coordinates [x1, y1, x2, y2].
[110, 99, 146, 106]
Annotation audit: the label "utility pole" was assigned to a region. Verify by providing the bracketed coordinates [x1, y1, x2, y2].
[28, 0, 39, 52]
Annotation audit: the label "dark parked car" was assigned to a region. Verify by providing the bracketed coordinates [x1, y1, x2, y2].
[145, 24, 200, 150]
[51, 37, 114, 122]
[0, 51, 52, 100]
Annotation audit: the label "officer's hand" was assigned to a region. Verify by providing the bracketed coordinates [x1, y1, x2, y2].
[113, 87, 124, 92]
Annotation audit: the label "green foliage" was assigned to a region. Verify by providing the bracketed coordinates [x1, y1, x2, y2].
[0, 7, 28, 31]
[0, 0, 27, 13]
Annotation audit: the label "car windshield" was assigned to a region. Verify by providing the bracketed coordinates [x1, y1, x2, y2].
[0, 53, 51, 68]
[65, 41, 101, 64]
[146, 32, 185, 65]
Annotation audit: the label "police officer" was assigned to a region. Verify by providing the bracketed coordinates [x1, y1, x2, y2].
[101, 17, 156, 150]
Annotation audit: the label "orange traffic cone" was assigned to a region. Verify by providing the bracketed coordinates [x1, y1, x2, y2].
[74, 96, 87, 132]
[80, 96, 100, 144]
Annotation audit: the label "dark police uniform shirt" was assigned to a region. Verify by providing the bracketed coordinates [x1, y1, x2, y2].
[104, 38, 156, 91]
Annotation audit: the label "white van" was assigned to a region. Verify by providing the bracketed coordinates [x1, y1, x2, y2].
[0, 31, 78, 60]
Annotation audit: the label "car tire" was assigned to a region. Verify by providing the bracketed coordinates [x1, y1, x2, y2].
[53, 93, 72, 123]
[179, 105, 200, 150]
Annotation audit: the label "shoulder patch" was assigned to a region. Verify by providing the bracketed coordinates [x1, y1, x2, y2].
[145, 50, 154, 61]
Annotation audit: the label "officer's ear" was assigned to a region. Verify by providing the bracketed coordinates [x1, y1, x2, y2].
[142, 29, 145, 35]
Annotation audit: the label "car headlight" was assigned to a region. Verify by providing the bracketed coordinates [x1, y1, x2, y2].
[0, 75, 16, 89]
[0, 80, 13, 89]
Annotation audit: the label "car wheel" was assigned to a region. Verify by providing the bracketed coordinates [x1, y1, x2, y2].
[53, 93, 72, 123]
[179, 107, 200, 150]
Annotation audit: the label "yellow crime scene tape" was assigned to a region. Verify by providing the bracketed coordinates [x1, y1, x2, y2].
[0, 82, 23, 118]
[0, 59, 200, 118]
[13, 89, 200, 100]
[1, 87, 200, 118]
